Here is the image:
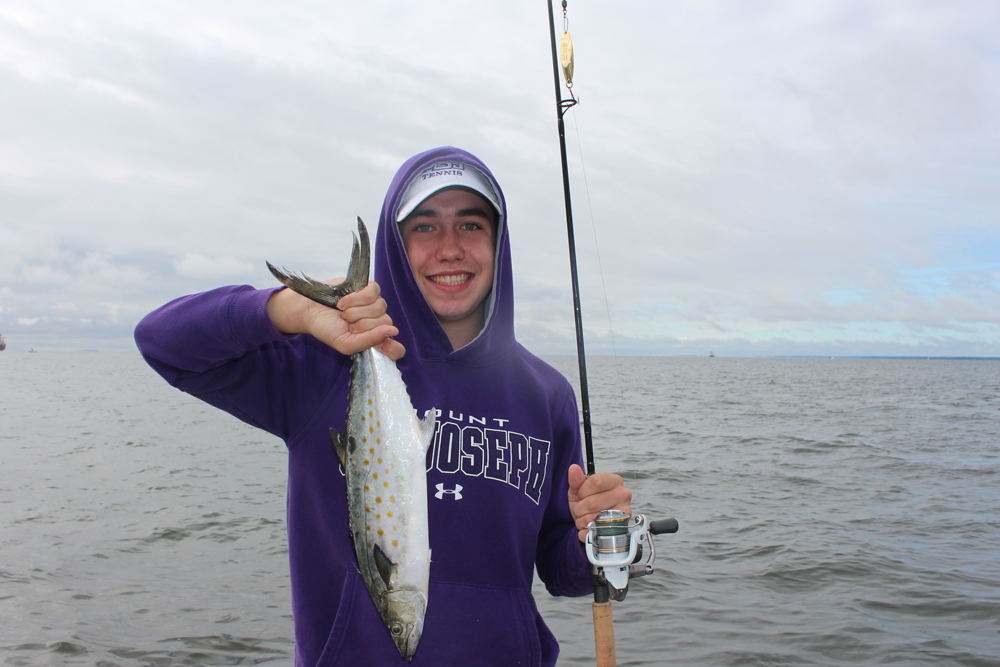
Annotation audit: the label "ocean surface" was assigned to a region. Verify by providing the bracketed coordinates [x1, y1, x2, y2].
[1, 352, 998, 666]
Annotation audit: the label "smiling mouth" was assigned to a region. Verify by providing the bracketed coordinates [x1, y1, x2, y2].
[429, 274, 471, 286]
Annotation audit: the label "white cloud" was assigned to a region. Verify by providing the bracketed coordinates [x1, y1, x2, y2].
[174, 253, 253, 279]
[0, 0, 998, 355]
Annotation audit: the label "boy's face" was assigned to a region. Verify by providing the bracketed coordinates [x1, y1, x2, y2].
[399, 187, 496, 330]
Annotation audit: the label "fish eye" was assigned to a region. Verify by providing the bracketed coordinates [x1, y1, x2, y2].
[390, 624, 403, 636]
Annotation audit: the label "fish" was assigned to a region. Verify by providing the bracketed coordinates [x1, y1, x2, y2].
[267, 218, 435, 659]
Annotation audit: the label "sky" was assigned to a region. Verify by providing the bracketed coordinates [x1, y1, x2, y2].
[1, 0, 998, 356]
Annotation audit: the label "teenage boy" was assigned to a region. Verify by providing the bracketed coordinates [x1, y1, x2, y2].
[136, 146, 630, 666]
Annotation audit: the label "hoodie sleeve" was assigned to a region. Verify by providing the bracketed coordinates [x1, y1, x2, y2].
[134, 285, 349, 442]
[534, 383, 593, 598]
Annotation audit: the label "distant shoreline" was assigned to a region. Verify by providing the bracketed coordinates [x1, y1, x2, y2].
[544, 354, 1000, 361]
[761, 356, 1000, 361]
[5, 349, 998, 361]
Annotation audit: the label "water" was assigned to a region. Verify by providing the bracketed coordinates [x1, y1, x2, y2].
[2, 352, 998, 666]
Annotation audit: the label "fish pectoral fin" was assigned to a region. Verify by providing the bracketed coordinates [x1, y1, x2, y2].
[330, 428, 347, 468]
[372, 542, 396, 589]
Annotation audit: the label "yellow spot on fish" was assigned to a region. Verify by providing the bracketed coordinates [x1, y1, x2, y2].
[362, 437, 367, 443]
[384, 482, 389, 488]
[370, 427, 374, 434]
[362, 416, 366, 422]
[378, 529, 384, 536]
[376, 513, 380, 519]
[366, 384, 370, 389]
[390, 496, 395, 502]
[369, 411, 373, 417]
[392, 540, 398, 547]
[384, 469, 389, 474]
[366, 506, 370, 513]
[378, 458, 382, 464]
[363, 459, 369, 466]
[376, 497, 382, 503]
[368, 399, 372, 405]
[366, 524, 371, 531]
[387, 511, 393, 518]
[377, 421, 381, 427]
[373, 473, 379, 480]
[370, 448, 375, 454]
[365, 485, 370, 491]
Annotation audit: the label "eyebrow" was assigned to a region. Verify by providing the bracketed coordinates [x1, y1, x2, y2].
[407, 206, 493, 220]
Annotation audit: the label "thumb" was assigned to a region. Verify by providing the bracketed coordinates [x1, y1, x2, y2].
[567, 464, 586, 497]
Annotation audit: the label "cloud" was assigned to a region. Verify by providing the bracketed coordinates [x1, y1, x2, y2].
[1, 0, 998, 355]
[174, 253, 253, 279]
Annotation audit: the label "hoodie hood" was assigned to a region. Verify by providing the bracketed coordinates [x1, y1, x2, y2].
[374, 147, 515, 364]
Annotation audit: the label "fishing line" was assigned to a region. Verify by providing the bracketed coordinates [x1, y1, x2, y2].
[566, 112, 637, 483]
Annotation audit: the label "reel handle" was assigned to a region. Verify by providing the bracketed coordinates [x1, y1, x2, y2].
[649, 518, 679, 535]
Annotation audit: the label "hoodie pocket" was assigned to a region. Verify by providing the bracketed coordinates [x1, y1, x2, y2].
[316, 570, 543, 666]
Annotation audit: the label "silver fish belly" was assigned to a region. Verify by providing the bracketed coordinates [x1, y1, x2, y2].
[335, 347, 434, 658]
[268, 218, 435, 659]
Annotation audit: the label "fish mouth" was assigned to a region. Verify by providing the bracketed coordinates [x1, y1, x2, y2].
[428, 273, 472, 286]
[386, 589, 427, 659]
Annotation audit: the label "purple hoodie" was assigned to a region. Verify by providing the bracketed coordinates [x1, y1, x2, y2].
[136, 147, 592, 666]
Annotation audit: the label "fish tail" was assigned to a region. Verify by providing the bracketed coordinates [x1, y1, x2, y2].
[344, 217, 371, 294]
[266, 217, 371, 309]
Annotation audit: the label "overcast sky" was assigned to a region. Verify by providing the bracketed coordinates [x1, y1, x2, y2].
[2, 0, 998, 356]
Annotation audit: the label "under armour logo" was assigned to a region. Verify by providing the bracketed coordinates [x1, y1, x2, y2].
[435, 483, 463, 500]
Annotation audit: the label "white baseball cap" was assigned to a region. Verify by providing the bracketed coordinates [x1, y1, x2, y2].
[396, 160, 502, 222]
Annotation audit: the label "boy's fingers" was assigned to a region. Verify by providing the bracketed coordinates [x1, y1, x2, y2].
[343, 303, 389, 328]
[378, 337, 406, 361]
[576, 472, 624, 499]
[567, 464, 586, 498]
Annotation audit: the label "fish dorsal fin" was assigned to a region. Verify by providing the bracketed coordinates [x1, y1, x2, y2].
[329, 428, 347, 468]
[372, 543, 395, 589]
[418, 408, 437, 454]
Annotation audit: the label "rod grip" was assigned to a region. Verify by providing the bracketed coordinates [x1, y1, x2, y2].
[592, 601, 617, 667]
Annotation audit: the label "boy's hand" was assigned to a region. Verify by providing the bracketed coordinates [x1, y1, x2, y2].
[267, 279, 405, 360]
[567, 464, 632, 543]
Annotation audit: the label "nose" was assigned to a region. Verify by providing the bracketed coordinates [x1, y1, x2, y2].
[435, 227, 463, 261]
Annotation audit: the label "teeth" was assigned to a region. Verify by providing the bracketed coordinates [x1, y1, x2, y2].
[429, 274, 470, 286]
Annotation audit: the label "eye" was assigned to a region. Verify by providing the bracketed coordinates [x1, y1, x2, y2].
[390, 624, 403, 636]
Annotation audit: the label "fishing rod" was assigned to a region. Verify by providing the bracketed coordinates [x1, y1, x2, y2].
[546, 2, 678, 665]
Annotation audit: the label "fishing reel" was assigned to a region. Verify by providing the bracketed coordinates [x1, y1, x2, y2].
[584, 509, 678, 602]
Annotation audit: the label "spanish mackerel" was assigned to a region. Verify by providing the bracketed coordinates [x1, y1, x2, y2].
[267, 218, 435, 659]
